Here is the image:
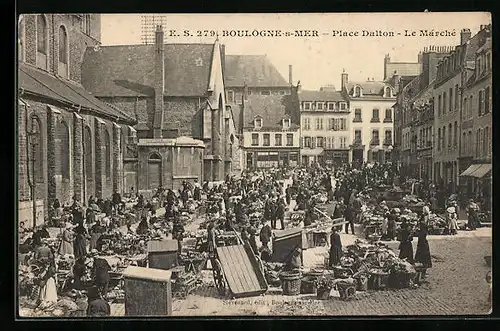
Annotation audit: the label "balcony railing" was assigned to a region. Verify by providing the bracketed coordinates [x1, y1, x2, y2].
[383, 117, 393, 123]
[370, 117, 380, 123]
[383, 139, 393, 146]
[370, 139, 380, 146]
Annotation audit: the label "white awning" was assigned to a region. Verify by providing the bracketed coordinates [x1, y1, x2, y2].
[73, 112, 83, 119]
[113, 122, 121, 129]
[468, 164, 492, 178]
[460, 164, 481, 177]
[128, 126, 137, 133]
[96, 118, 105, 125]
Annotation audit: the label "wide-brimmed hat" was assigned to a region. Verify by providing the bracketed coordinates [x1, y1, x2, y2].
[447, 207, 456, 214]
[90, 249, 98, 256]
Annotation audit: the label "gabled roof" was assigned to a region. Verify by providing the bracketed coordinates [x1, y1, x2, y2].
[224, 55, 289, 88]
[242, 95, 298, 130]
[82, 43, 215, 97]
[346, 81, 394, 97]
[385, 62, 421, 79]
[298, 90, 346, 102]
[18, 63, 135, 124]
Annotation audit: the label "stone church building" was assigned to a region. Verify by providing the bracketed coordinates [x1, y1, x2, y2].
[82, 26, 240, 193]
[17, 14, 136, 226]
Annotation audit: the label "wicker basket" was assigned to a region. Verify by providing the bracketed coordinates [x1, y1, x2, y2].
[337, 282, 356, 300]
[300, 277, 317, 294]
[280, 271, 302, 296]
[354, 275, 368, 291]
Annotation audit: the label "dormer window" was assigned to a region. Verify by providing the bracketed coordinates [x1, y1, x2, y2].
[384, 87, 392, 98]
[282, 118, 291, 129]
[354, 86, 362, 97]
[317, 102, 324, 110]
[328, 102, 335, 110]
[254, 117, 262, 129]
[304, 102, 311, 110]
[339, 102, 347, 111]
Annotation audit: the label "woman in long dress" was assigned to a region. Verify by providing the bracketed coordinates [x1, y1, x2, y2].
[414, 221, 432, 277]
[58, 223, 74, 256]
[329, 226, 343, 267]
[89, 222, 105, 251]
[398, 219, 414, 263]
[446, 207, 458, 235]
[37, 258, 58, 304]
[73, 223, 88, 259]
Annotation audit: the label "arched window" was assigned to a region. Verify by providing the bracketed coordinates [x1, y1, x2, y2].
[18, 15, 25, 61]
[354, 86, 362, 97]
[384, 87, 392, 98]
[58, 25, 69, 78]
[36, 15, 48, 70]
[58, 121, 70, 180]
[148, 153, 162, 189]
[83, 126, 93, 180]
[103, 128, 111, 179]
[30, 116, 44, 182]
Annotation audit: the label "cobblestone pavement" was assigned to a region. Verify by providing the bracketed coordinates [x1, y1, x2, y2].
[110, 226, 492, 316]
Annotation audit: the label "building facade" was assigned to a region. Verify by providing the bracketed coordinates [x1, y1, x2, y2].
[299, 88, 350, 166]
[237, 86, 301, 169]
[340, 72, 396, 164]
[18, 14, 135, 226]
[459, 27, 491, 208]
[432, 27, 490, 193]
[82, 27, 239, 189]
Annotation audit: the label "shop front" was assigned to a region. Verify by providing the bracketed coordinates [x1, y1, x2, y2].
[322, 150, 349, 167]
[246, 150, 299, 169]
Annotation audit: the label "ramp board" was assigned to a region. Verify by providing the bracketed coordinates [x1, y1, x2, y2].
[215, 244, 267, 298]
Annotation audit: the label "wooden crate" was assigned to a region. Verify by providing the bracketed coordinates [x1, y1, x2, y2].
[123, 266, 172, 316]
[147, 240, 179, 270]
[272, 228, 305, 264]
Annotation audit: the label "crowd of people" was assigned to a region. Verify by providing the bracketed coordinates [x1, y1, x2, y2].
[19, 160, 489, 316]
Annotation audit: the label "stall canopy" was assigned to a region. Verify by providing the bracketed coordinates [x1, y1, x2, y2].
[460, 164, 492, 178]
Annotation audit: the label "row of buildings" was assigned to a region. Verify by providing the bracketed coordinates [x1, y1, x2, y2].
[17, 14, 491, 225]
[394, 25, 492, 205]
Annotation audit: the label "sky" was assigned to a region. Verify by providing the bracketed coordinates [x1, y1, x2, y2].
[100, 13, 491, 91]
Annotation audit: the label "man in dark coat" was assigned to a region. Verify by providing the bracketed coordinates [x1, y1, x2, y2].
[92, 256, 111, 297]
[276, 198, 286, 230]
[414, 221, 432, 277]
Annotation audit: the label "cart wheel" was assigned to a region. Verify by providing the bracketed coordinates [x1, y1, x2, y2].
[212, 258, 227, 297]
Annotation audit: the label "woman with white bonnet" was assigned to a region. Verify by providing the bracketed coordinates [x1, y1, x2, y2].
[446, 206, 458, 235]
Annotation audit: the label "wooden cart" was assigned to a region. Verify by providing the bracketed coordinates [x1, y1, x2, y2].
[209, 230, 268, 299]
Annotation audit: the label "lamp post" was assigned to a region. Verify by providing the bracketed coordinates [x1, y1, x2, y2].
[27, 117, 40, 228]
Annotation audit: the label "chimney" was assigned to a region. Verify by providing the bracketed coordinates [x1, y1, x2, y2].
[460, 28, 471, 45]
[153, 25, 165, 138]
[243, 83, 249, 101]
[341, 69, 348, 90]
[289, 65, 293, 86]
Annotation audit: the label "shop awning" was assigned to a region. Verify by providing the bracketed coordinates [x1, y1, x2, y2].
[468, 164, 492, 178]
[460, 164, 492, 178]
[460, 164, 479, 177]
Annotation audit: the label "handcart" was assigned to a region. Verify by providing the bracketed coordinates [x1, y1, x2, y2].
[209, 229, 268, 299]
